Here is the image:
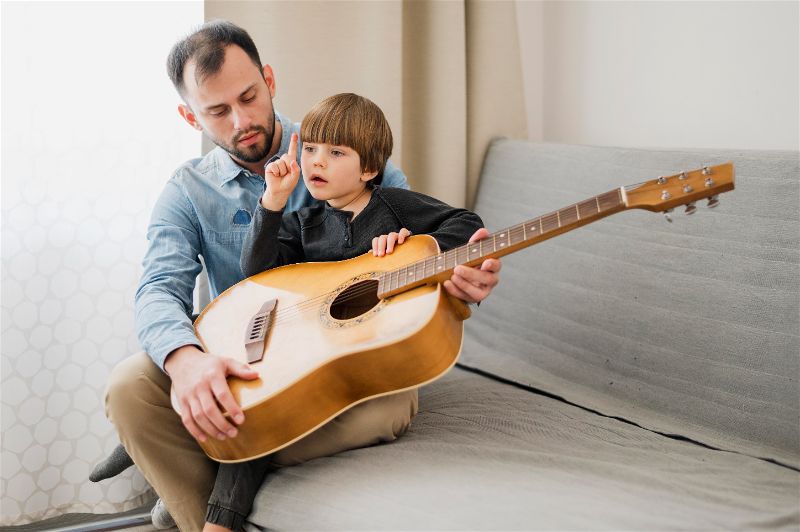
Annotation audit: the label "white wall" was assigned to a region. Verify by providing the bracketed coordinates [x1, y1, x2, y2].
[517, 0, 799, 150]
[1, 2, 203, 524]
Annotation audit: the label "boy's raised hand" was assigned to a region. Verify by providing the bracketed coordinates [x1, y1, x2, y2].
[372, 228, 411, 256]
[261, 133, 301, 211]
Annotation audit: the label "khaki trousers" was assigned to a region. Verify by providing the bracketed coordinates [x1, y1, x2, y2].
[104, 352, 419, 531]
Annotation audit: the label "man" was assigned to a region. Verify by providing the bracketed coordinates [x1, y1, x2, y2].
[102, 20, 501, 531]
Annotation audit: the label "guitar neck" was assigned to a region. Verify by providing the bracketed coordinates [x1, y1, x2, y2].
[377, 188, 626, 299]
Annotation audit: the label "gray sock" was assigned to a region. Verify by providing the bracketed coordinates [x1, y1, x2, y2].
[150, 498, 177, 529]
[89, 443, 135, 482]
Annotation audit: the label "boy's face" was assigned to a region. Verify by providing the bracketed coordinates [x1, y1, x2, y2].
[300, 142, 378, 202]
[178, 45, 278, 168]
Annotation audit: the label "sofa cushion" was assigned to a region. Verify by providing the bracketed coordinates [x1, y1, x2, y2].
[246, 368, 798, 530]
[463, 141, 799, 467]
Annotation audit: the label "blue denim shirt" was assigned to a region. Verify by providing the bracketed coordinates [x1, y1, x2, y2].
[135, 112, 409, 371]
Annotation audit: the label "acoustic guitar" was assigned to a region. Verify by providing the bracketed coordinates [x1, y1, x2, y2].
[176, 163, 735, 462]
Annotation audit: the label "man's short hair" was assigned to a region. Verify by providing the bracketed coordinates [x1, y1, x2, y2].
[300, 93, 393, 186]
[167, 20, 262, 98]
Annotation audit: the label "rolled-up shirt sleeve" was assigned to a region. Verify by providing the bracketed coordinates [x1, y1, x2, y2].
[135, 180, 204, 372]
[381, 160, 410, 190]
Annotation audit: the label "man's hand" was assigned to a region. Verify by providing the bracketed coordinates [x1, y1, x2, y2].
[443, 228, 502, 304]
[165, 345, 259, 443]
[261, 132, 301, 212]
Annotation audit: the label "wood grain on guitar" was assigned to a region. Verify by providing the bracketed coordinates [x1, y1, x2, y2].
[177, 163, 735, 462]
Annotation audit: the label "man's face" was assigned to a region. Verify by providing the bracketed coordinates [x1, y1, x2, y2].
[180, 45, 277, 166]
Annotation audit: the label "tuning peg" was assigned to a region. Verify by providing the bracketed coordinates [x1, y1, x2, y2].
[664, 209, 674, 223]
[685, 202, 697, 215]
[702, 166, 712, 176]
[707, 196, 720, 208]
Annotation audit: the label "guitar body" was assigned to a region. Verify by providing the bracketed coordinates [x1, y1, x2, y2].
[187, 235, 470, 462]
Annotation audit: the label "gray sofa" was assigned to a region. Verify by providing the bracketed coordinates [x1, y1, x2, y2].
[245, 141, 799, 530]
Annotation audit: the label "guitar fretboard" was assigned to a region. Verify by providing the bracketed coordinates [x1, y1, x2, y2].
[376, 188, 624, 299]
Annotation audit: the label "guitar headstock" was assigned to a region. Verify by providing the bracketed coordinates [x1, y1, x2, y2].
[623, 163, 735, 218]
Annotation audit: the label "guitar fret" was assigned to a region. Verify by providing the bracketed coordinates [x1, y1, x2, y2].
[495, 231, 508, 251]
[541, 213, 559, 233]
[469, 242, 480, 261]
[598, 190, 621, 211]
[578, 199, 597, 219]
[559, 205, 579, 226]
[510, 224, 524, 246]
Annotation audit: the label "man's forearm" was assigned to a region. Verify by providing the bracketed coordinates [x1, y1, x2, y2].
[164, 344, 204, 376]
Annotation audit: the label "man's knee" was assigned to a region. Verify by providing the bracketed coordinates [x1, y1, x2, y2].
[104, 352, 168, 422]
[352, 388, 419, 442]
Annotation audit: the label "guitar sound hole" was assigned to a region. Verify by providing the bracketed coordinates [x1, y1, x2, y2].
[330, 280, 380, 320]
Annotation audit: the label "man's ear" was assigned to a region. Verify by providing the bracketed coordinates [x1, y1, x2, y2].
[262, 64, 277, 99]
[178, 104, 203, 131]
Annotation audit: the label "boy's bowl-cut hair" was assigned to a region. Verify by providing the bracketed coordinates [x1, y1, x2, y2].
[300, 93, 393, 186]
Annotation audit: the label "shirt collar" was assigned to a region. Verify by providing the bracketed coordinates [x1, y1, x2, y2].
[215, 111, 290, 187]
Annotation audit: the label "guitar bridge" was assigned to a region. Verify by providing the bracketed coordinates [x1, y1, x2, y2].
[244, 299, 277, 363]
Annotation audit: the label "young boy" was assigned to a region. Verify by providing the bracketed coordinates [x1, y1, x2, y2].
[204, 93, 483, 531]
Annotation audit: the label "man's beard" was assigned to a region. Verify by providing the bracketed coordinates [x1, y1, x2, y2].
[216, 111, 277, 164]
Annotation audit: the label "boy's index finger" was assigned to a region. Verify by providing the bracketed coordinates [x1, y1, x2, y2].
[288, 132, 299, 161]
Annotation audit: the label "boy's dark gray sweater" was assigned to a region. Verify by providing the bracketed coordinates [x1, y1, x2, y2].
[241, 186, 484, 277]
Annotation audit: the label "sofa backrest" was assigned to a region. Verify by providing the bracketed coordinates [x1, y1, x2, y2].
[462, 140, 799, 468]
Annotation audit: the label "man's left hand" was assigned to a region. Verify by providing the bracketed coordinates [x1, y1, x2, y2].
[442, 228, 501, 304]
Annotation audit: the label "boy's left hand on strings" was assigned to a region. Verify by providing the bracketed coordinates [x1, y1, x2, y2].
[443, 228, 501, 304]
[372, 228, 411, 256]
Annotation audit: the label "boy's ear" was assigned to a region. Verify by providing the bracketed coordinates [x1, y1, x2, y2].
[360, 169, 379, 183]
[178, 104, 203, 131]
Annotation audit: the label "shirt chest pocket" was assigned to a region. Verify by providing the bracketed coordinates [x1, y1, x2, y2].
[205, 208, 252, 245]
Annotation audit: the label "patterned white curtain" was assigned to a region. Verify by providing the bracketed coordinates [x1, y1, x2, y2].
[1, 2, 202, 525]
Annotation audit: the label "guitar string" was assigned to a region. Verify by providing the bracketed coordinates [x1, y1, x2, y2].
[258, 179, 711, 324]
[249, 190, 633, 327]
[257, 224, 535, 328]
[247, 176, 726, 330]
[249, 215, 580, 327]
